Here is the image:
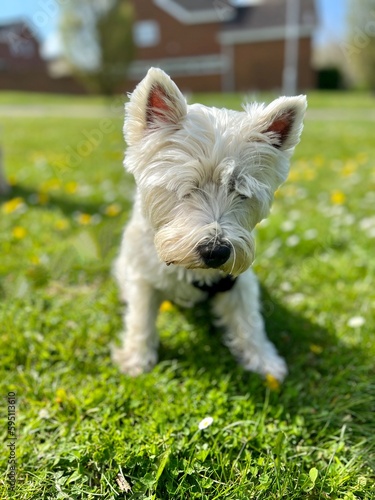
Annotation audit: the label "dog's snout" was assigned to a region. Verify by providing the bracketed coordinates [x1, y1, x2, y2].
[198, 242, 231, 268]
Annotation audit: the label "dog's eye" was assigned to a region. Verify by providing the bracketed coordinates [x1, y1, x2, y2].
[238, 194, 248, 201]
[227, 178, 236, 194]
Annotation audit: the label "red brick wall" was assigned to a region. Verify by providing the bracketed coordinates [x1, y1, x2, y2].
[124, 0, 224, 92]
[233, 37, 315, 92]
[132, 0, 220, 59]
[0, 24, 86, 94]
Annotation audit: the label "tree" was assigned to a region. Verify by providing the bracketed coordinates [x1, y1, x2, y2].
[60, 0, 134, 95]
[346, 0, 375, 89]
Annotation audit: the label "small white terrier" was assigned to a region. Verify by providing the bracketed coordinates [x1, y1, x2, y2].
[113, 68, 306, 381]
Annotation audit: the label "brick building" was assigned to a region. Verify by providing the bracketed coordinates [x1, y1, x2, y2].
[0, 21, 84, 93]
[129, 0, 317, 92]
[0, 0, 317, 95]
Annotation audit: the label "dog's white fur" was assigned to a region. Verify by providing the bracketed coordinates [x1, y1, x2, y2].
[113, 68, 306, 380]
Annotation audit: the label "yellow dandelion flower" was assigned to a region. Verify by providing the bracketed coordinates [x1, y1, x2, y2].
[288, 170, 300, 182]
[55, 219, 69, 231]
[331, 190, 345, 205]
[313, 155, 324, 167]
[40, 178, 61, 193]
[2, 197, 24, 214]
[12, 226, 27, 239]
[265, 373, 281, 391]
[105, 203, 121, 217]
[303, 169, 316, 181]
[342, 161, 357, 177]
[77, 213, 92, 225]
[356, 152, 368, 164]
[160, 301, 174, 312]
[64, 181, 78, 194]
[30, 255, 40, 265]
[309, 344, 323, 355]
[37, 192, 49, 205]
[55, 388, 68, 404]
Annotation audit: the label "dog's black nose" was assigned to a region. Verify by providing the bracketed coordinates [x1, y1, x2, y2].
[198, 242, 231, 268]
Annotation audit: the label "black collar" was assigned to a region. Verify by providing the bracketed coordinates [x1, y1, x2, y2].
[192, 275, 237, 299]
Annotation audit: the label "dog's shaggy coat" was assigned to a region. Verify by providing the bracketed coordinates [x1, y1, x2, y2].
[113, 68, 306, 380]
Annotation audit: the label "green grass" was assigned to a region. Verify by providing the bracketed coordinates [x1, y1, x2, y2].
[1, 91, 375, 499]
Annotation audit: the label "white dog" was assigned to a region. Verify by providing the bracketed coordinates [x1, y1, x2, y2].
[113, 68, 306, 381]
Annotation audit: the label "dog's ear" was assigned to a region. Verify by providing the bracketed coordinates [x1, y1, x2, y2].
[261, 96, 307, 152]
[124, 67, 187, 145]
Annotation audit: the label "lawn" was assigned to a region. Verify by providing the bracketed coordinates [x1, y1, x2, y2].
[1, 90, 374, 499]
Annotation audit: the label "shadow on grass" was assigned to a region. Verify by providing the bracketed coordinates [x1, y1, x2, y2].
[157, 284, 374, 441]
[158, 285, 328, 381]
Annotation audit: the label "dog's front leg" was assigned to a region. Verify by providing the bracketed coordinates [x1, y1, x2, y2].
[112, 278, 161, 376]
[211, 269, 287, 381]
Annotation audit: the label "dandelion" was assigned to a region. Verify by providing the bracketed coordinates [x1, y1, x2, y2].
[37, 192, 49, 205]
[356, 152, 368, 164]
[55, 388, 68, 404]
[40, 178, 61, 192]
[288, 170, 300, 182]
[303, 168, 316, 181]
[313, 155, 324, 167]
[2, 197, 24, 214]
[55, 219, 69, 231]
[265, 374, 280, 391]
[331, 190, 345, 205]
[105, 203, 121, 217]
[198, 416, 214, 430]
[347, 316, 365, 328]
[8, 175, 17, 186]
[342, 161, 357, 177]
[310, 344, 323, 355]
[77, 213, 92, 225]
[160, 301, 174, 312]
[64, 181, 78, 194]
[12, 226, 27, 239]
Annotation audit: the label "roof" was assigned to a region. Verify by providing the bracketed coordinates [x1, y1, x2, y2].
[153, 0, 316, 34]
[223, 0, 316, 31]
[153, 0, 235, 24]
[173, 0, 220, 10]
[0, 21, 39, 59]
[220, 0, 317, 44]
[0, 19, 39, 37]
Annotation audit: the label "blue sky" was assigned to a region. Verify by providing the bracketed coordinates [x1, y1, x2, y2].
[0, 0, 349, 55]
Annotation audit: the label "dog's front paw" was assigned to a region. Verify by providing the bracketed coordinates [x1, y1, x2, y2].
[261, 353, 288, 382]
[241, 345, 288, 382]
[111, 345, 157, 376]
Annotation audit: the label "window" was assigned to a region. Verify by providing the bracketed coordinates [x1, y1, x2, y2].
[133, 20, 160, 48]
